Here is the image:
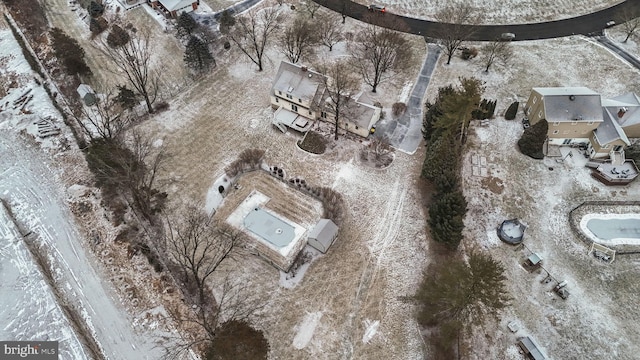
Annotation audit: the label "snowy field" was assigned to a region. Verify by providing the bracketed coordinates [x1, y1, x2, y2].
[4, 0, 640, 359]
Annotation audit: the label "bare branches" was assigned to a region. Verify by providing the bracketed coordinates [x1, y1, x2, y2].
[302, 1, 321, 19]
[433, 4, 480, 65]
[278, 16, 316, 64]
[100, 28, 158, 113]
[227, 8, 282, 71]
[481, 40, 513, 72]
[317, 13, 343, 52]
[317, 60, 359, 140]
[351, 18, 410, 92]
[622, 15, 640, 43]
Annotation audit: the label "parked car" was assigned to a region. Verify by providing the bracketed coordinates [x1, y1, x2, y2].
[606, 20, 616, 28]
[500, 32, 516, 41]
[368, 4, 386, 13]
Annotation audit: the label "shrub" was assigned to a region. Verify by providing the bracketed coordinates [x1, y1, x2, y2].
[90, 17, 108, 35]
[461, 46, 478, 60]
[224, 149, 265, 177]
[472, 99, 497, 120]
[428, 190, 467, 250]
[504, 101, 519, 120]
[517, 119, 548, 159]
[316, 187, 345, 225]
[154, 101, 169, 112]
[87, 1, 105, 18]
[50, 28, 92, 76]
[392, 102, 407, 117]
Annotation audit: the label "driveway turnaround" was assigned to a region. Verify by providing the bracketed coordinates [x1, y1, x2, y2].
[374, 44, 441, 154]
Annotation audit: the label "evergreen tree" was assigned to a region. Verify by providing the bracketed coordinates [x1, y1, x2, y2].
[115, 85, 137, 110]
[177, 12, 198, 38]
[416, 252, 511, 326]
[428, 190, 467, 249]
[107, 25, 130, 48]
[218, 10, 236, 34]
[50, 28, 91, 76]
[517, 119, 548, 159]
[184, 35, 215, 73]
[87, 0, 104, 18]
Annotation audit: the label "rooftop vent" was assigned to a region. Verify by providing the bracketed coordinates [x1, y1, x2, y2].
[569, 95, 576, 101]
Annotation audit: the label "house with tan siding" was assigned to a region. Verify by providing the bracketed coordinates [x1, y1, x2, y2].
[525, 87, 640, 160]
[148, 0, 198, 18]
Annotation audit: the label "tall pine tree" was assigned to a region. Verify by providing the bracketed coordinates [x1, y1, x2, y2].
[184, 36, 215, 73]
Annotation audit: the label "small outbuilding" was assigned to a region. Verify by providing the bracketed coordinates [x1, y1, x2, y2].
[517, 336, 546, 360]
[76, 84, 97, 106]
[307, 219, 338, 253]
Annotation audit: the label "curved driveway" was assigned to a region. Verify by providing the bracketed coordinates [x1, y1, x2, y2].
[312, 0, 640, 41]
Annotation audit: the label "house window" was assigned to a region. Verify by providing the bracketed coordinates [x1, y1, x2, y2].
[533, 97, 537, 104]
[355, 125, 359, 130]
[563, 139, 571, 145]
[613, 145, 623, 151]
[603, 144, 610, 149]
[308, 110, 312, 115]
[292, 104, 298, 112]
[526, 108, 531, 115]
[299, 98, 302, 103]
[539, 111, 543, 118]
[587, 121, 594, 125]
[553, 130, 559, 134]
[553, 122, 559, 126]
[275, 97, 279, 103]
[321, 111, 327, 118]
[278, 90, 282, 95]
[286, 94, 292, 99]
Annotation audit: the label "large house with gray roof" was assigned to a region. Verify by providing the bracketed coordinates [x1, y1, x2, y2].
[270, 61, 381, 138]
[524, 87, 640, 159]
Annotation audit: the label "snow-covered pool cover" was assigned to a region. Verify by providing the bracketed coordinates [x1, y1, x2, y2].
[244, 207, 295, 247]
[226, 190, 307, 257]
[580, 214, 640, 245]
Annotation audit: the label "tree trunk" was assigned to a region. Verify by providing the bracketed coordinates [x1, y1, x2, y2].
[624, 32, 632, 42]
[342, 15, 346, 24]
[446, 53, 453, 65]
[144, 95, 154, 114]
[372, 84, 377, 93]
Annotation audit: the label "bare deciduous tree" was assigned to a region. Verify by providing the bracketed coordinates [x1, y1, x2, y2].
[62, 87, 132, 142]
[227, 8, 282, 71]
[481, 40, 513, 72]
[302, 1, 321, 19]
[165, 207, 238, 307]
[317, 13, 343, 51]
[433, 5, 480, 65]
[622, 15, 640, 43]
[351, 16, 411, 92]
[317, 60, 359, 140]
[278, 16, 316, 64]
[101, 28, 159, 113]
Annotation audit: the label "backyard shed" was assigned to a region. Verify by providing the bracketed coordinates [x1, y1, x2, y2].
[76, 84, 96, 106]
[307, 219, 338, 253]
[517, 336, 546, 360]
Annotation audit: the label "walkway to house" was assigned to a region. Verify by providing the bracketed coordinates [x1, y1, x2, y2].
[374, 44, 440, 154]
[596, 34, 640, 71]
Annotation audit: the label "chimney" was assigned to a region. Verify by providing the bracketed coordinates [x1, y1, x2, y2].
[618, 107, 628, 118]
[301, 66, 307, 72]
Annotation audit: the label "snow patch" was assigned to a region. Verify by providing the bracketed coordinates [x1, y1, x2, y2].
[362, 319, 380, 344]
[398, 82, 413, 103]
[292, 311, 322, 349]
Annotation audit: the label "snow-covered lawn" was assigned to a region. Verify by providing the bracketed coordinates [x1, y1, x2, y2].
[355, 0, 622, 24]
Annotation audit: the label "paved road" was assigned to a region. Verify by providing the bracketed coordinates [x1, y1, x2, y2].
[313, 0, 640, 41]
[374, 44, 441, 154]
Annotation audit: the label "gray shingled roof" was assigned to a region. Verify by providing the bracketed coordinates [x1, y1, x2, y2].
[159, 0, 195, 11]
[534, 87, 603, 122]
[594, 108, 631, 146]
[603, 93, 640, 127]
[272, 62, 326, 103]
[518, 337, 546, 360]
